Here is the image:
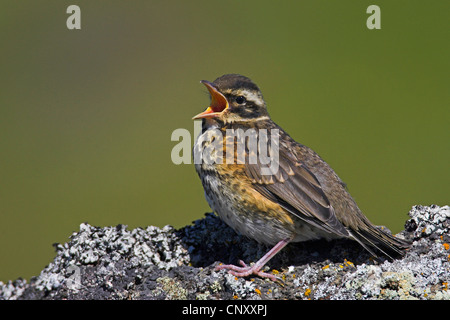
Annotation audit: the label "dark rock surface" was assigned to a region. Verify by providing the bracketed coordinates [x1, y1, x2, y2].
[1, 205, 449, 300]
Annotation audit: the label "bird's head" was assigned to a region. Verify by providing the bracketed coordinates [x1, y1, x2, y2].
[193, 74, 269, 123]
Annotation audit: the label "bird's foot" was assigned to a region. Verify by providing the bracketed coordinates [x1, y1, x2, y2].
[215, 260, 278, 281]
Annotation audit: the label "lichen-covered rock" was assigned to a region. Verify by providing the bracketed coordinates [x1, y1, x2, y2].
[405, 205, 450, 239]
[1, 205, 449, 300]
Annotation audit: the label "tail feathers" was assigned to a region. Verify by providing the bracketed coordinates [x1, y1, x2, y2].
[349, 224, 411, 260]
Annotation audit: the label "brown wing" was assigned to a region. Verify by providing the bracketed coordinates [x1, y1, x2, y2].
[244, 141, 350, 238]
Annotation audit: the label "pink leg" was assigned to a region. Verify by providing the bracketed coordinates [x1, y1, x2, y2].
[215, 238, 291, 281]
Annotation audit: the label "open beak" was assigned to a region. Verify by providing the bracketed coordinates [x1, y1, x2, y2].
[192, 80, 229, 119]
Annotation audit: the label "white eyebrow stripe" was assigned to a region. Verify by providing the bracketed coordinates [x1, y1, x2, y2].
[243, 91, 262, 104]
[232, 90, 264, 107]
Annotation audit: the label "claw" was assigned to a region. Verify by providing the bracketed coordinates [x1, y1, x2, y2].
[238, 260, 247, 268]
[214, 238, 292, 282]
[215, 262, 279, 281]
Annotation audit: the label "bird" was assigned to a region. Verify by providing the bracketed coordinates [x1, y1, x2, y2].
[192, 74, 410, 281]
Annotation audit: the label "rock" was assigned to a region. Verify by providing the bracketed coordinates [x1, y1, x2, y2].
[1, 205, 449, 300]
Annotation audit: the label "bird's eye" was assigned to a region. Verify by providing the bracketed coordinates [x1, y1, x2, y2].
[235, 96, 246, 104]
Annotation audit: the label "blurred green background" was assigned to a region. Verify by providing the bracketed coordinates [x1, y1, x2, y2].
[0, 1, 448, 282]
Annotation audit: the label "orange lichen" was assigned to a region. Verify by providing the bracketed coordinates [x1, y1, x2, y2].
[304, 288, 311, 297]
[344, 259, 355, 267]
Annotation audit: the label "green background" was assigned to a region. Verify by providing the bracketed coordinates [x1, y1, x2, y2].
[0, 1, 448, 282]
